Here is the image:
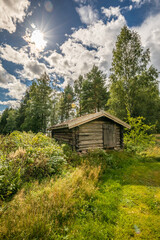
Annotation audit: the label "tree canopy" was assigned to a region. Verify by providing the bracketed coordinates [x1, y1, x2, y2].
[108, 25, 160, 127]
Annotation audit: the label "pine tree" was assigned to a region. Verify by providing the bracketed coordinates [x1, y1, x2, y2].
[0, 108, 9, 134]
[63, 84, 75, 120]
[82, 65, 108, 113]
[74, 75, 84, 116]
[22, 73, 52, 133]
[16, 91, 30, 130]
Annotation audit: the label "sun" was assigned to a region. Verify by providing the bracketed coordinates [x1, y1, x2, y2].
[31, 30, 47, 51]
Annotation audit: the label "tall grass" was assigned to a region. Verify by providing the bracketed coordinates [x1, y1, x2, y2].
[0, 165, 101, 240]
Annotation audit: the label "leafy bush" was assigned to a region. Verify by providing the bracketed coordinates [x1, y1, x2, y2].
[0, 131, 66, 200]
[124, 112, 156, 153]
[82, 149, 136, 172]
[61, 143, 82, 166]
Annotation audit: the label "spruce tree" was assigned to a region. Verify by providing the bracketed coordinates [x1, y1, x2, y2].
[22, 73, 52, 133]
[82, 65, 108, 113]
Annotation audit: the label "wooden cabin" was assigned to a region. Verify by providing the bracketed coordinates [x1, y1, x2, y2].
[48, 111, 130, 152]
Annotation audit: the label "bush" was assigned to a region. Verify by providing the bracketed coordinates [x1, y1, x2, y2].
[0, 131, 66, 200]
[61, 143, 82, 166]
[124, 112, 156, 153]
[81, 149, 137, 173]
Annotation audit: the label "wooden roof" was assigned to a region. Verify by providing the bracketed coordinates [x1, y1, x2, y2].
[48, 111, 131, 130]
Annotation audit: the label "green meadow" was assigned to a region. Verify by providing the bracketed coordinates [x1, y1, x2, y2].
[0, 132, 160, 240]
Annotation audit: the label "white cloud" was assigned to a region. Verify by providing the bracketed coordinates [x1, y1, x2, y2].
[0, 44, 30, 65]
[0, 100, 20, 108]
[45, 13, 126, 86]
[0, 0, 30, 33]
[124, 5, 133, 11]
[0, 44, 48, 81]
[102, 6, 121, 18]
[131, 0, 147, 6]
[72, 15, 126, 47]
[132, 0, 142, 3]
[0, 63, 27, 100]
[76, 5, 99, 25]
[134, 13, 160, 72]
[18, 60, 48, 81]
[131, 0, 160, 8]
[74, 0, 87, 3]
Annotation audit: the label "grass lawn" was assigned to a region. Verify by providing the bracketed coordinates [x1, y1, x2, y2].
[1, 147, 160, 239]
[111, 159, 160, 239]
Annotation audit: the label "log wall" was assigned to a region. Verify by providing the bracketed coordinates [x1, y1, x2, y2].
[77, 117, 122, 151]
[52, 117, 123, 151]
[52, 128, 74, 146]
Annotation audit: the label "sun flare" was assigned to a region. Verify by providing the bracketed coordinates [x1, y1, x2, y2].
[31, 30, 47, 50]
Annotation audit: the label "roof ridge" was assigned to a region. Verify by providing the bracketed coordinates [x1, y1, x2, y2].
[48, 111, 130, 130]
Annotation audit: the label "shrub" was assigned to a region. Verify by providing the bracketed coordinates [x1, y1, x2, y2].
[82, 149, 136, 173]
[124, 112, 156, 153]
[0, 131, 66, 200]
[61, 143, 82, 166]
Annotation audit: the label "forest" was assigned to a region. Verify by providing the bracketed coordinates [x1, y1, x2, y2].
[1, 26, 160, 240]
[0, 26, 160, 134]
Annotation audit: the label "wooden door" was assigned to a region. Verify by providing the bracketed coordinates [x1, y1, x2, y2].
[103, 123, 116, 148]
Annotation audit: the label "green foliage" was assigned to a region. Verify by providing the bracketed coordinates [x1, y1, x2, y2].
[61, 143, 82, 166]
[16, 91, 30, 131]
[0, 165, 101, 239]
[0, 108, 17, 134]
[1, 148, 160, 239]
[0, 108, 9, 134]
[108, 26, 160, 127]
[83, 149, 136, 172]
[0, 73, 53, 134]
[124, 112, 156, 153]
[81, 65, 109, 113]
[0, 131, 66, 200]
[22, 72, 52, 133]
[63, 84, 75, 120]
[74, 75, 84, 116]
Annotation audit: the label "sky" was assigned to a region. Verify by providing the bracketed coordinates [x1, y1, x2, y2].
[0, 0, 160, 112]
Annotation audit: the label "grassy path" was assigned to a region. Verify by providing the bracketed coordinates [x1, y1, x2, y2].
[67, 152, 160, 239]
[107, 158, 160, 239]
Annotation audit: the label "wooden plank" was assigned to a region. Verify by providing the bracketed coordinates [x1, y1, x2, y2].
[103, 123, 116, 148]
[78, 145, 103, 151]
[79, 133, 102, 136]
[53, 129, 72, 133]
[54, 137, 72, 141]
[78, 146, 103, 150]
[78, 139, 103, 146]
[78, 145, 103, 149]
[82, 121, 106, 124]
[78, 137, 103, 144]
[54, 137, 71, 142]
[80, 124, 102, 129]
[54, 132, 72, 135]
[54, 134, 72, 139]
[79, 128, 102, 133]
[54, 136, 72, 141]
[79, 133, 103, 140]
